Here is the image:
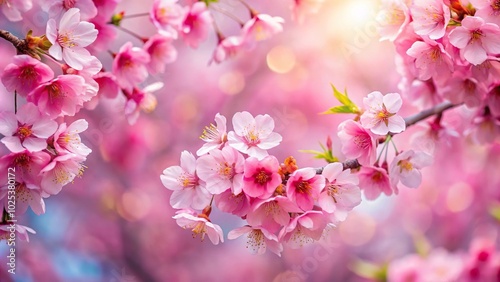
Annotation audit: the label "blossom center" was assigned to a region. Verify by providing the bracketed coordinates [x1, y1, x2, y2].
[398, 159, 413, 172]
[471, 30, 483, 43]
[327, 184, 339, 203]
[264, 201, 280, 216]
[371, 171, 384, 182]
[63, 0, 76, 9]
[247, 230, 265, 250]
[353, 135, 370, 149]
[295, 178, 312, 194]
[47, 83, 63, 100]
[200, 123, 219, 141]
[57, 32, 77, 48]
[245, 128, 260, 145]
[20, 66, 36, 81]
[429, 48, 441, 61]
[16, 125, 33, 140]
[254, 169, 270, 185]
[218, 162, 234, 179]
[179, 174, 198, 188]
[14, 154, 30, 167]
[491, 1, 500, 11]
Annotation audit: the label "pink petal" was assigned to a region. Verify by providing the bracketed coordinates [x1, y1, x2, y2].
[463, 42, 488, 65]
[1, 136, 24, 152]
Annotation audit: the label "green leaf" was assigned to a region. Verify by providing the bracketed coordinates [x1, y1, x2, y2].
[322, 105, 356, 114]
[201, 0, 219, 5]
[324, 84, 360, 115]
[350, 259, 388, 282]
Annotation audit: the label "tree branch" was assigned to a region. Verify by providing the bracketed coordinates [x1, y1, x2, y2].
[0, 29, 31, 55]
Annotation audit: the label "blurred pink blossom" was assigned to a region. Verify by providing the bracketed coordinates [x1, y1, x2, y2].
[0, 0, 32, 21]
[143, 34, 177, 74]
[180, 2, 212, 48]
[112, 42, 151, 92]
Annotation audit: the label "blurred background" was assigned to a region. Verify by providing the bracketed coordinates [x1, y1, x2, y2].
[0, 0, 499, 281]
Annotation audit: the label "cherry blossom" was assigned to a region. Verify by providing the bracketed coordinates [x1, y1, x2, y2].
[196, 146, 245, 195]
[150, 0, 185, 38]
[360, 91, 406, 135]
[242, 156, 281, 199]
[286, 167, 325, 211]
[0, 223, 35, 242]
[390, 150, 433, 188]
[227, 111, 282, 159]
[241, 14, 284, 48]
[173, 210, 224, 245]
[1, 55, 54, 97]
[0, 182, 45, 215]
[40, 153, 86, 195]
[337, 120, 377, 165]
[406, 39, 454, 82]
[46, 8, 98, 70]
[124, 82, 163, 125]
[197, 113, 228, 156]
[246, 196, 302, 233]
[470, 0, 500, 26]
[52, 119, 91, 157]
[214, 189, 251, 217]
[180, 2, 212, 48]
[43, 0, 97, 20]
[0, 150, 50, 187]
[211, 36, 245, 64]
[0, 103, 57, 153]
[0, 0, 32, 22]
[160, 151, 211, 210]
[357, 166, 393, 200]
[448, 16, 500, 65]
[411, 0, 450, 39]
[143, 34, 177, 74]
[112, 42, 151, 92]
[278, 211, 328, 248]
[376, 0, 410, 41]
[228, 225, 282, 256]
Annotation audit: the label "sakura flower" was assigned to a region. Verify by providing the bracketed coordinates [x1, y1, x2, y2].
[143, 34, 177, 74]
[448, 16, 500, 65]
[93, 72, 120, 99]
[406, 39, 454, 82]
[215, 189, 251, 217]
[27, 74, 88, 118]
[180, 2, 212, 48]
[419, 249, 464, 282]
[467, 114, 500, 144]
[228, 225, 282, 256]
[390, 150, 433, 188]
[52, 119, 91, 157]
[387, 254, 424, 282]
[0, 182, 45, 215]
[46, 8, 98, 70]
[441, 76, 487, 108]
[173, 210, 224, 245]
[112, 42, 151, 92]
[211, 36, 245, 64]
[196, 113, 227, 156]
[246, 196, 302, 233]
[196, 146, 245, 195]
[286, 167, 325, 211]
[0, 150, 51, 187]
[124, 82, 163, 125]
[227, 111, 282, 159]
[411, 0, 450, 39]
[0, 103, 57, 153]
[0, 223, 35, 242]
[1, 55, 54, 97]
[337, 120, 377, 165]
[291, 0, 325, 23]
[40, 153, 86, 195]
[318, 163, 361, 220]
[160, 151, 211, 210]
[360, 91, 406, 135]
[357, 166, 393, 200]
[44, 0, 97, 20]
[278, 211, 328, 248]
[150, 0, 185, 38]
[242, 156, 281, 199]
[241, 14, 284, 48]
[470, 0, 500, 26]
[86, 17, 117, 53]
[376, 0, 410, 41]
[0, 0, 32, 22]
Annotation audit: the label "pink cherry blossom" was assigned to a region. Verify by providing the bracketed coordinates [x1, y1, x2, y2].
[112, 42, 151, 92]
[286, 167, 325, 211]
[180, 2, 212, 48]
[197, 113, 228, 156]
[93, 72, 120, 99]
[387, 254, 424, 282]
[91, 0, 120, 22]
[228, 225, 282, 256]
[390, 150, 433, 188]
[196, 146, 244, 195]
[318, 163, 361, 219]
[441, 76, 487, 108]
[246, 196, 302, 233]
[357, 166, 393, 200]
[278, 211, 328, 248]
[337, 120, 377, 165]
[0, 223, 35, 242]
[27, 74, 88, 118]
[40, 153, 86, 195]
[0, 182, 45, 215]
[470, 0, 500, 26]
[160, 151, 211, 210]
[406, 39, 454, 82]
[242, 156, 281, 199]
[143, 34, 177, 74]
[291, 0, 324, 23]
[52, 119, 91, 157]
[1, 55, 54, 97]
[150, 0, 185, 38]
[211, 36, 245, 64]
[241, 14, 284, 48]
[376, 0, 410, 41]
[86, 18, 117, 53]
[227, 111, 282, 159]
[46, 8, 98, 70]
[411, 0, 450, 39]
[360, 91, 406, 135]
[124, 82, 163, 125]
[419, 249, 464, 282]
[215, 189, 251, 217]
[0, 103, 57, 153]
[448, 16, 500, 65]
[467, 114, 500, 144]
[0, 150, 50, 187]
[44, 0, 97, 20]
[0, 0, 32, 22]
[173, 210, 224, 245]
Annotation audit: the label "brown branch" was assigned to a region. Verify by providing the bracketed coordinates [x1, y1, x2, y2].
[0, 29, 32, 55]
[316, 101, 458, 173]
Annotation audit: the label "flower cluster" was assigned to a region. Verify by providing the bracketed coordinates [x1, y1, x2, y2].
[377, 0, 500, 144]
[161, 112, 363, 256]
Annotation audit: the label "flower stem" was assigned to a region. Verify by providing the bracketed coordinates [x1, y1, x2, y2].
[122, 12, 150, 19]
[14, 91, 17, 114]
